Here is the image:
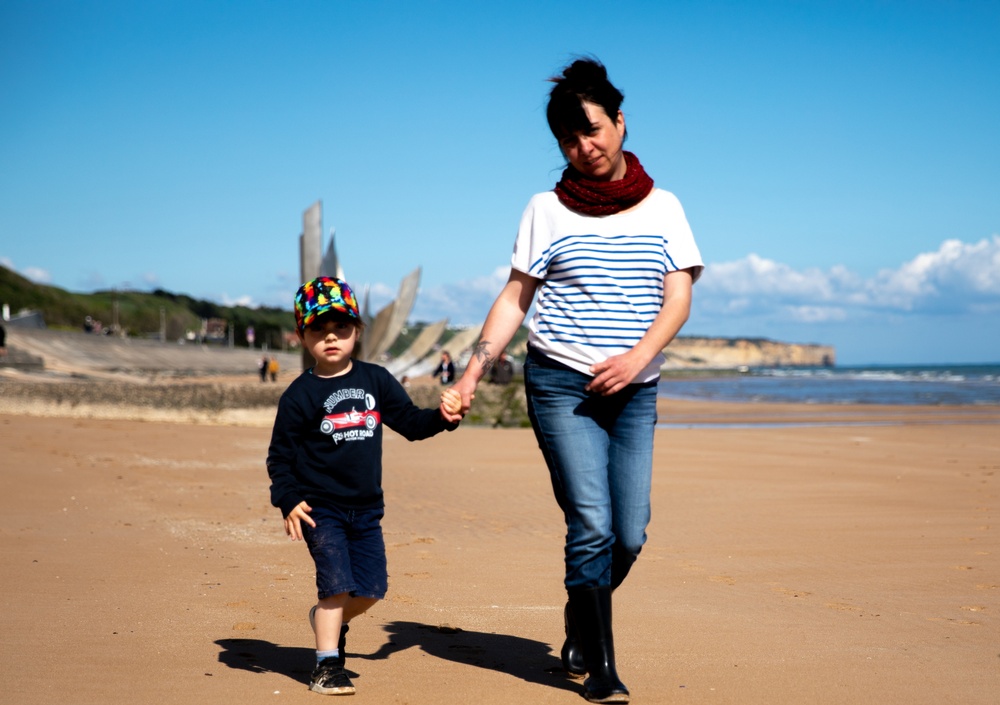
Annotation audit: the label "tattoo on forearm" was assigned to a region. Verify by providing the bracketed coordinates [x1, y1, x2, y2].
[473, 340, 496, 373]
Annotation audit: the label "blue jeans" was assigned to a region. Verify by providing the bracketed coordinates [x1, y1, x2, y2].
[524, 348, 658, 590]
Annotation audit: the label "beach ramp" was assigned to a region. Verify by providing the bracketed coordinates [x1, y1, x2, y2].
[5, 327, 300, 379]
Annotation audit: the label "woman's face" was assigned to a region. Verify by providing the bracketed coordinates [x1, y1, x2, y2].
[557, 101, 627, 181]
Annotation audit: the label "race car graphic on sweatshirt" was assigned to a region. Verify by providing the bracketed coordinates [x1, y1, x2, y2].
[319, 390, 381, 443]
[320, 407, 381, 434]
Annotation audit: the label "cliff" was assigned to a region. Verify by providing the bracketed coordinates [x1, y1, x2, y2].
[507, 334, 834, 370]
[662, 336, 835, 369]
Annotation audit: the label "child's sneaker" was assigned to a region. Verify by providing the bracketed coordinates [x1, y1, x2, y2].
[310, 657, 356, 695]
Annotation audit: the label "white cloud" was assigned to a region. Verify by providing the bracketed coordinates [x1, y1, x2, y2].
[782, 305, 849, 323]
[702, 254, 836, 300]
[139, 272, 161, 288]
[341, 236, 1000, 332]
[409, 266, 510, 324]
[864, 235, 1000, 310]
[220, 293, 256, 307]
[1, 257, 53, 284]
[22, 266, 52, 284]
[350, 267, 510, 326]
[697, 235, 1000, 319]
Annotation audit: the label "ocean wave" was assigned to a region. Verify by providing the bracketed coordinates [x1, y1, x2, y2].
[659, 363, 1000, 405]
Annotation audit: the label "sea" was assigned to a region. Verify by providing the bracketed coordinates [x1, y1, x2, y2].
[657, 363, 1000, 406]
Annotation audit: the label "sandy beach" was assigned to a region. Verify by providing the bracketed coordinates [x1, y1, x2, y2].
[1, 390, 998, 704]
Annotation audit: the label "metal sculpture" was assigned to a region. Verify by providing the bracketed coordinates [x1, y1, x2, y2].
[298, 201, 471, 376]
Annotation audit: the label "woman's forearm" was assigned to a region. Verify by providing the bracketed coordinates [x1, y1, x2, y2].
[631, 268, 694, 367]
[459, 269, 539, 387]
[586, 268, 695, 395]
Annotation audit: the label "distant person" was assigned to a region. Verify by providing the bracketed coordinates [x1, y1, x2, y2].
[268, 356, 280, 382]
[265, 276, 462, 695]
[0, 322, 6, 360]
[259, 355, 269, 383]
[450, 58, 703, 702]
[487, 351, 514, 385]
[432, 351, 455, 385]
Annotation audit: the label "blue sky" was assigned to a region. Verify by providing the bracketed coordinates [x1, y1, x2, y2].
[1, 0, 998, 365]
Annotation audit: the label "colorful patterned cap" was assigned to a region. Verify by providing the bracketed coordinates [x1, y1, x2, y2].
[294, 277, 361, 333]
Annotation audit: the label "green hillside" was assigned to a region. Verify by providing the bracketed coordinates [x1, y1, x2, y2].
[0, 264, 293, 348]
[1, 264, 519, 354]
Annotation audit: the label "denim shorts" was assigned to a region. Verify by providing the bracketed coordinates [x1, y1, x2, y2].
[301, 504, 388, 600]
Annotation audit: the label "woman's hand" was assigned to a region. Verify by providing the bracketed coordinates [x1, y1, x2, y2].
[284, 501, 315, 541]
[445, 268, 538, 415]
[451, 377, 479, 416]
[439, 387, 471, 423]
[587, 269, 695, 396]
[587, 351, 647, 396]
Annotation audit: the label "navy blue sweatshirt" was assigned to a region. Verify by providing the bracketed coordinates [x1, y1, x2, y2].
[266, 360, 456, 517]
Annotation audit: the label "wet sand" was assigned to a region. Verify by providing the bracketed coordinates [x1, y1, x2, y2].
[1, 397, 998, 704]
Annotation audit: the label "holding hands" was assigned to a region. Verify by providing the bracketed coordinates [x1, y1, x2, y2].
[439, 386, 473, 423]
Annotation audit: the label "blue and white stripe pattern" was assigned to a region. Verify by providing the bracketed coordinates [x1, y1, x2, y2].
[528, 232, 668, 349]
[512, 189, 702, 381]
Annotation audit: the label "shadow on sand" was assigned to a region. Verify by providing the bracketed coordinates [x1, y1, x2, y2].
[215, 620, 578, 694]
[214, 638, 314, 685]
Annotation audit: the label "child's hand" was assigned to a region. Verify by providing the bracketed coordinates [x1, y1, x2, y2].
[440, 387, 471, 423]
[285, 501, 315, 541]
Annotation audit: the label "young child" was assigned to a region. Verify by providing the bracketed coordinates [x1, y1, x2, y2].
[266, 276, 460, 695]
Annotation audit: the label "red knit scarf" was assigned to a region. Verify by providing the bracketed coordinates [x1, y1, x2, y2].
[554, 151, 654, 216]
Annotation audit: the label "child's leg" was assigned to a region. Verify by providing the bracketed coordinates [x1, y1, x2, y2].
[309, 593, 357, 696]
[312, 595, 380, 650]
[313, 593, 349, 651]
[304, 503, 387, 684]
[343, 595, 379, 623]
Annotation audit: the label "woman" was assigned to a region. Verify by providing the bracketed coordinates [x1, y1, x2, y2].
[448, 58, 703, 703]
[432, 350, 455, 384]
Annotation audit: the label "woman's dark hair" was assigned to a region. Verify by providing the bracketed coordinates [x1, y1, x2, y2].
[546, 58, 625, 140]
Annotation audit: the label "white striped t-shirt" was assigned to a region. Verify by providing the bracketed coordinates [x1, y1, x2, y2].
[511, 189, 703, 382]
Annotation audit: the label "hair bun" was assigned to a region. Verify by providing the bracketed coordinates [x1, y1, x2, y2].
[560, 58, 608, 86]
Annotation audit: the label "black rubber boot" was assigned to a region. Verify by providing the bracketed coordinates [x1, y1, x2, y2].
[568, 586, 630, 703]
[561, 601, 587, 678]
[610, 543, 637, 592]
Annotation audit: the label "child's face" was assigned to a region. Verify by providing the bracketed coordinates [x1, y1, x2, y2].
[300, 315, 358, 377]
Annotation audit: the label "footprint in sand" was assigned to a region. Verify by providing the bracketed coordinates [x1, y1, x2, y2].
[677, 560, 705, 574]
[388, 594, 417, 605]
[926, 616, 981, 626]
[772, 586, 812, 598]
